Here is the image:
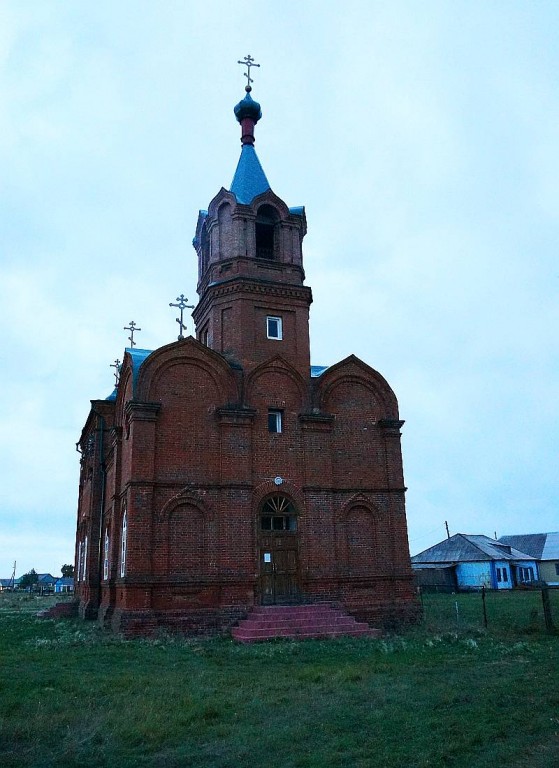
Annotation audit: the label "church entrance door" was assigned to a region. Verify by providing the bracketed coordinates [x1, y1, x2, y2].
[258, 496, 300, 605]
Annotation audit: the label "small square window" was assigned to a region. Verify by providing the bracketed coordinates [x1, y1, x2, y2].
[268, 410, 283, 433]
[267, 316, 282, 340]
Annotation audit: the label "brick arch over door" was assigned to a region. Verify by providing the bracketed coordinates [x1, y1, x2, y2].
[252, 479, 306, 517]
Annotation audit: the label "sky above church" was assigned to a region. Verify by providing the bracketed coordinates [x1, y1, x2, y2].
[1, 1, 558, 578]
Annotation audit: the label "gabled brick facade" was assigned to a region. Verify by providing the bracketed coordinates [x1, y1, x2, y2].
[74, 87, 419, 635]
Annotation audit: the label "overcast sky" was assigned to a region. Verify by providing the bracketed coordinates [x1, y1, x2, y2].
[1, 1, 558, 579]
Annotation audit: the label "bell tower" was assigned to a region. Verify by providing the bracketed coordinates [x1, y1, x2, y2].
[191, 75, 312, 378]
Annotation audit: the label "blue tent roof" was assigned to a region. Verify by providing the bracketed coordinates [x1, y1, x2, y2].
[105, 348, 153, 401]
[311, 365, 328, 377]
[230, 144, 271, 205]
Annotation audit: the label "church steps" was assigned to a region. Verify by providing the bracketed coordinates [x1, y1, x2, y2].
[231, 603, 380, 642]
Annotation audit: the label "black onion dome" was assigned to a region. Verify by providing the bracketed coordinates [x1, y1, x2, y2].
[234, 91, 262, 124]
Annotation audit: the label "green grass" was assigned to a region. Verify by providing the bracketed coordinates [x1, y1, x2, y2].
[1, 592, 558, 767]
[421, 587, 559, 635]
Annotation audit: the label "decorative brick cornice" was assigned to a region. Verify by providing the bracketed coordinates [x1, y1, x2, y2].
[124, 401, 161, 422]
[215, 405, 257, 425]
[298, 412, 335, 430]
[193, 278, 312, 321]
[378, 419, 405, 431]
[302, 486, 407, 493]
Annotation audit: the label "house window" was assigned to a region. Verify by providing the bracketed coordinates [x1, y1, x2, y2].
[555, 564, 559, 576]
[120, 511, 127, 578]
[103, 530, 110, 581]
[268, 409, 283, 433]
[496, 568, 502, 583]
[502, 568, 508, 582]
[267, 316, 282, 340]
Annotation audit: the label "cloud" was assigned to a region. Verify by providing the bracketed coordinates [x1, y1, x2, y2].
[1, 1, 558, 576]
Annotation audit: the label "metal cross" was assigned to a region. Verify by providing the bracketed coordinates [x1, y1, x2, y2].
[124, 320, 141, 348]
[110, 358, 121, 386]
[237, 54, 260, 91]
[169, 294, 194, 340]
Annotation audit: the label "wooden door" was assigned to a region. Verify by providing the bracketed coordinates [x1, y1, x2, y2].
[259, 535, 299, 605]
[258, 495, 300, 605]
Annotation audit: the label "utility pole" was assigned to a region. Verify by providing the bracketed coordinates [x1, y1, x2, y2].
[445, 521, 450, 539]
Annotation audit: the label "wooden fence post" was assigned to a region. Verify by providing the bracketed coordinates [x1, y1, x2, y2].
[481, 586, 488, 628]
[541, 586, 554, 632]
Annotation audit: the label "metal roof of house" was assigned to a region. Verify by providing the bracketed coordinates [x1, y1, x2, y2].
[411, 533, 535, 564]
[37, 573, 57, 583]
[499, 532, 559, 561]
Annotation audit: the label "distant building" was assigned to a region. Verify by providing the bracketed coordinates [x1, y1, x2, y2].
[411, 534, 538, 591]
[54, 577, 74, 594]
[37, 574, 57, 591]
[499, 533, 559, 586]
[73, 82, 419, 636]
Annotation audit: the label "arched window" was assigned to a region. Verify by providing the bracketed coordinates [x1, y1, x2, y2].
[120, 508, 127, 578]
[77, 541, 82, 581]
[82, 536, 88, 581]
[103, 529, 110, 581]
[255, 205, 279, 260]
[260, 495, 297, 532]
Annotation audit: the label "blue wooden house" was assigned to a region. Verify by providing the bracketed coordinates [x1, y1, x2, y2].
[411, 534, 538, 591]
[54, 577, 74, 594]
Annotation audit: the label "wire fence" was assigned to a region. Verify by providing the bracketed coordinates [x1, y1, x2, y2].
[418, 586, 558, 635]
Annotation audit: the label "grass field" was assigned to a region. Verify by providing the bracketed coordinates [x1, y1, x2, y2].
[1, 591, 558, 768]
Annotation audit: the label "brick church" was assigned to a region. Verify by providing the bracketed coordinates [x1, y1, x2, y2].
[74, 75, 418, 636]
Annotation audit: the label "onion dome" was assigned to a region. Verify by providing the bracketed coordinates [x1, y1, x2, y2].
[234, 90, 262, 125]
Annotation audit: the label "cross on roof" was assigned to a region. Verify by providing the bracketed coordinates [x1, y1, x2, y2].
[237, 54, 260, 91]
[169, 294, 194, 340]
[124, 321, 141, 348]
[110, 359, 121, 386]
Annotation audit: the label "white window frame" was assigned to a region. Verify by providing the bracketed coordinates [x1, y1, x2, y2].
[77, 541, 82, 581]
[268, 409, 283, 433]
[120, 511, 127, 578]
[82, 536, 88, 581]
[266, 316, 283, 340]
[103, 529, 110, 581]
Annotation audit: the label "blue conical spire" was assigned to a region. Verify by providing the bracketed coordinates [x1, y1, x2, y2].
[230, 145, 270, 204]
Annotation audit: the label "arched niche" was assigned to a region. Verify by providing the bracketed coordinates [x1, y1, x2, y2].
[217, 202, 232, 260]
